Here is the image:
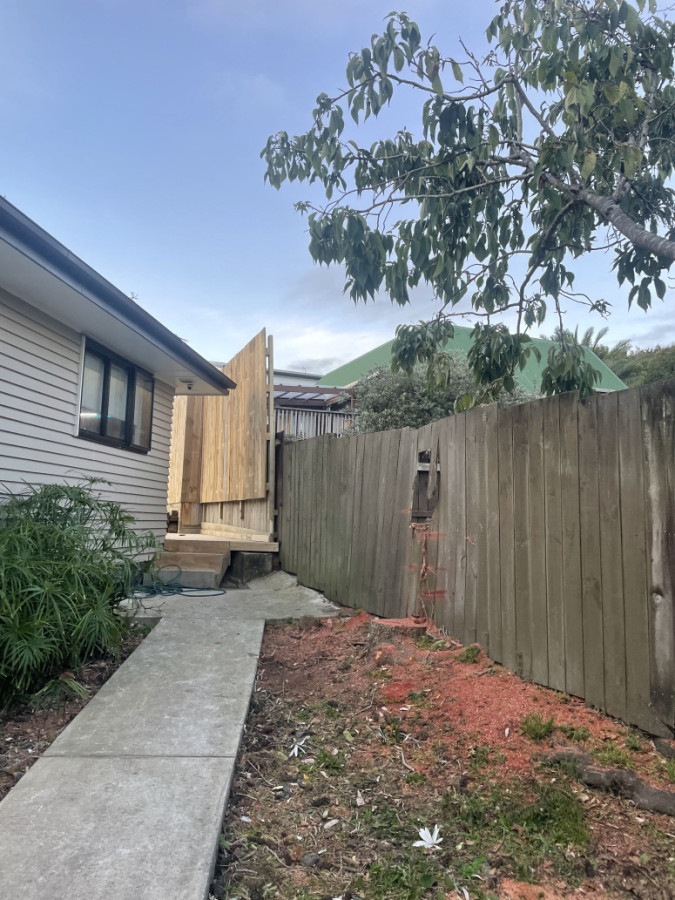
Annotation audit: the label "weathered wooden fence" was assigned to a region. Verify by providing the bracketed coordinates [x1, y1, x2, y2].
[278, 381, 675, 737]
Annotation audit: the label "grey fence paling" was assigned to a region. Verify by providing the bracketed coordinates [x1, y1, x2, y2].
[278, 380, 675, 738]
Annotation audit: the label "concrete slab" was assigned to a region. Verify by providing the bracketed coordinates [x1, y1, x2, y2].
[136, 571, 339, 623]
[0, 755, 235, 900]
[47, 616, 264, 758]
[0, 570, 340, 900]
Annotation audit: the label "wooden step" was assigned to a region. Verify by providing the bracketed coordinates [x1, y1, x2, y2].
[155, 551, 230, 572]
[163, 538, 231, 554]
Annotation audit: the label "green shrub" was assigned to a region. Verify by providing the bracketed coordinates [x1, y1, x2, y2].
[0, 481, 158, 706]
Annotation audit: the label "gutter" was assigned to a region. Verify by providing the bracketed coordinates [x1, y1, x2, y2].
[0, 196, 236, 393]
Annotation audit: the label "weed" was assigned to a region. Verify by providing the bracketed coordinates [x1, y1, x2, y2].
[380, 715, 406, 744]
[467, 744, 491, 771]
[521, 713, 556, 741]
[407, 690, 431, 706]
[457, 644, 481, 664]
[558, 723, 590, 743]
[592, 741, 632, 769]
[415, 635, 449, 651]
[313, 748, 345, 773]
[294, 705, 314, 722]
[625, 732, 644, 752]
[665, 759, 675, 784]
[322, 700, 341, 719]
[367, 667, 393, 682]
[355, 856, 445, 900]
[440, 780, 590, 883]
[459, 855, 487, 879]
[362, 805, 413, 844]
[31, 674, 88, 708]
[548, 756, 581, 778]
[405, 772, 426, 784]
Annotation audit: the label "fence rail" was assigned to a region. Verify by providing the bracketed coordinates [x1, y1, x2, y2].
[278, 380, 675, 737]
[274, 407, 352, 438]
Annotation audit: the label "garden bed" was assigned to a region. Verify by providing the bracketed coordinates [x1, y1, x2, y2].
[0, 621, 151, 803]
[211, 611, 675, 900]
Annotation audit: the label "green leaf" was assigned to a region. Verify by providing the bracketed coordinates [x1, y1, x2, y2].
[624, 4, 640, 35]
[581, 149, 596, 180]
[451, 59, 464, 83]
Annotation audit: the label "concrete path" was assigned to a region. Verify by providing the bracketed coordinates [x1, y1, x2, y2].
[0, 572, 338, 900]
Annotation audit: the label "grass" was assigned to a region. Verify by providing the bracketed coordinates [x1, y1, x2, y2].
[667, 760, 675, 784]
[558, 723, 590, 743]
[312, 748, 345, 773]
[441, 780, 591, 883]
[625, 732, 644, 752]
[457, 644, 481, 663]
[405, 772, 426, 784]
[354, 856, 446, 900]
[592, 741, 633, 769]
[521, 712, 556, 741]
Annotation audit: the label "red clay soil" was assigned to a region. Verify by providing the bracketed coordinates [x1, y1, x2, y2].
[214, 609, 675, 900]
[301, 611, 674, 792]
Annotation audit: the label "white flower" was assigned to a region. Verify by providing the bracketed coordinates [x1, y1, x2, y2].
[413, 824, 443, 850]
[289, 737, 309, 758]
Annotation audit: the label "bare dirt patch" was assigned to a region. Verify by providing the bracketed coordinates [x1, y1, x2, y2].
[212, 611, 675, 900]
[0, 621, 151, 802]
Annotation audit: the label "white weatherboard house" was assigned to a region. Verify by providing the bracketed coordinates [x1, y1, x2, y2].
[0, 197, 235, 537]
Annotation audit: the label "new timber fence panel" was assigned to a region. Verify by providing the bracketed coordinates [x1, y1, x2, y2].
[278, 380, 675, 736]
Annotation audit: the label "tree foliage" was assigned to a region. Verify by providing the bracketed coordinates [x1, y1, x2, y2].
[352, 357, 532, 433]
[546, 326, 675, 384]
[263, 0, 675, 399]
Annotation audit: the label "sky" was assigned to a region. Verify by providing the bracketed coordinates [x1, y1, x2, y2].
[0, 0, 672, 375]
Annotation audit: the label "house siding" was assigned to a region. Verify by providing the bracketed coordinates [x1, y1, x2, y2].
[0, 288, 174, 537]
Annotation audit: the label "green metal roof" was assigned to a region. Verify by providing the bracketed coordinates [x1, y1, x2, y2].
[317, 325, 626, 393]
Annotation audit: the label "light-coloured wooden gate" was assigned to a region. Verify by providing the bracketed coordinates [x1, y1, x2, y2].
[168, 329, 275, 539]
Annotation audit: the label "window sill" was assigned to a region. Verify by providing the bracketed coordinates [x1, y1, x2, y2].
[78, 430, 150, 455]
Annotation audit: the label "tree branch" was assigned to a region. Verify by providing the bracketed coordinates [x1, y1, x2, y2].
[575, 188, 675, 261]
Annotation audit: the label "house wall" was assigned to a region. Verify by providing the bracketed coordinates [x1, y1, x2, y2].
[0, 288, 174, 537]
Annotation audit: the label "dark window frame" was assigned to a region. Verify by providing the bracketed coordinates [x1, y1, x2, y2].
[78, 339, 155, 454]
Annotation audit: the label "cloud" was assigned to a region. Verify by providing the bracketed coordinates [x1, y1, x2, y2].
[216, 70, 288, 111]
[283, 356, 343, 375]
[186, 0, 445, 40]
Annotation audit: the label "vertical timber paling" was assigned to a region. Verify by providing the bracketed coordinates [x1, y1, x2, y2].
[276, 380, 675, 736]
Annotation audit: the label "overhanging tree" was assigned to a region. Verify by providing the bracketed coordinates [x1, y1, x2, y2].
[262, 0, 675, 400]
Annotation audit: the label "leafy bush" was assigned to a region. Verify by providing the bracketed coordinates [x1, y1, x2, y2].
[0, 481, 158, 706]
[352, 359, 533, 434]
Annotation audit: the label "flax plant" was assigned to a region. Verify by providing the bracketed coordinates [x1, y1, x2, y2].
[0, 480, 158, 706]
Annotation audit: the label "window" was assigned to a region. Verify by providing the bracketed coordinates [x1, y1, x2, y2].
[79, 341, 154, 452]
